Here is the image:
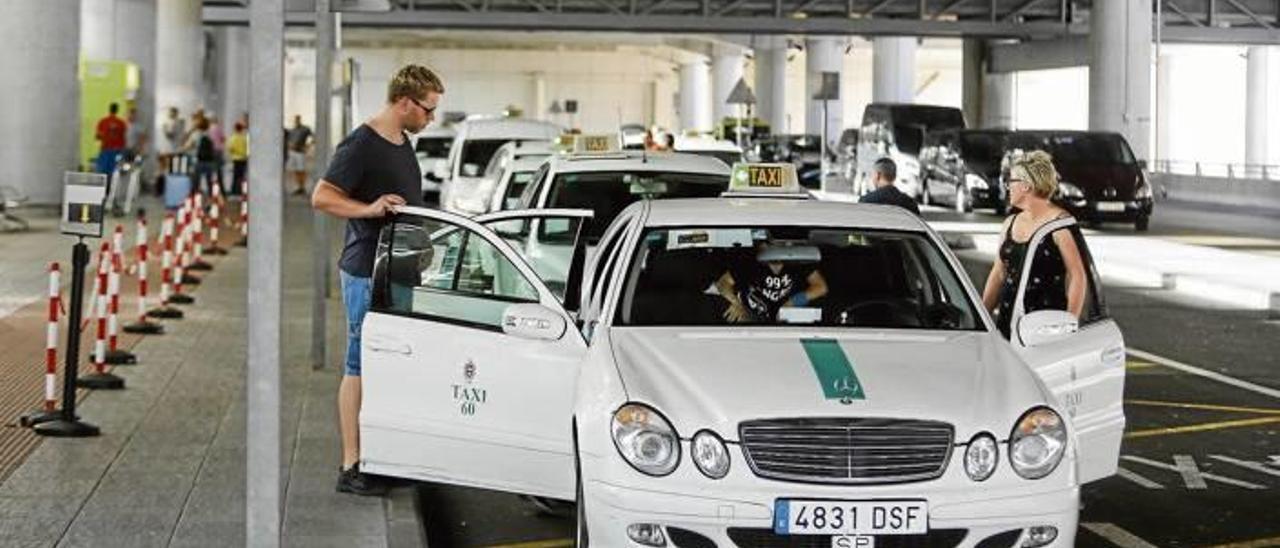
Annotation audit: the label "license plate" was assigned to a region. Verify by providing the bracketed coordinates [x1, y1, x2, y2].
[1096, 201, 1126, 212]
[833, 536, 875, 548]
[774, 500, 928, 535]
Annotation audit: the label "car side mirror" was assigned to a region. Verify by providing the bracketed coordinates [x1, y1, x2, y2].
[1017, 310, 1079, 347]
[502, 303, 567, 341]
[1136, 159, 1148, 170]
[462, 163, 481, 177]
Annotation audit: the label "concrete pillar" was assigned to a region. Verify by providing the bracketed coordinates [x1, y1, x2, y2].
[754, 38, 788, 134]
[1155, 53, 1173, 166]
[873, 36, 916, 103]
[961, 39, 983, 127]
[1088, 0, 1152, 161]
[0, 0, 81, 204]
[157, 0, 205, 118]
[220, 27, 252, 128]
[983, 72, 1014, 129]
[806, 37, 844, 144]
[712, 50, 745, 127]
[678, 58, 712, 132]
[1246, 46, 1271, 172]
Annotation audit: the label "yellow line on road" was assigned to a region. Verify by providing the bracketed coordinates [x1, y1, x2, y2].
[1125, 416, 1280, 440]
[484, 540, 574, 548]
[1126, 360, 1157, 370]
[1201, 536, 1280, 548]
[1126, 399, 1280, 416]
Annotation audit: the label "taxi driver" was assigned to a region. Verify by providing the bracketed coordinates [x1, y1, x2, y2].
[715, 234, 829, 323]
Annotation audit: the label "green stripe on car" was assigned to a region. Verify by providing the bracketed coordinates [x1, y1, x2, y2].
[801, 339, 865, 401]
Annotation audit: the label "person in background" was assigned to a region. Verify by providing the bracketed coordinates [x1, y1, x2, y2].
[95, 103, 128, 177]
[981, 150, 1088, 340]
[858, 157, 920, 215]
[227, 121, 250, 196]
[286, 115, 314, 195]
[208, 114, 227, 192]
[184, 118, 219, 195]
[311, 64, 443, 497]
[160, 107, 185, 171]
[125, 108, 148, 163]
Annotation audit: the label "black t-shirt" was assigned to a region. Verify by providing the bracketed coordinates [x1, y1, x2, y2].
[731, 259, 817, 321]
[861, 185, 920, 215]
[325, 124, 424, 277]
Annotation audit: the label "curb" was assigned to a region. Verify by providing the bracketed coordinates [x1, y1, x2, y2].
[386, 484, 429, 548]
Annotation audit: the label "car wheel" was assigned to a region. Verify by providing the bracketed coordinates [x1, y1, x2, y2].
[574, 426, 589, 548]
[1135, 215, 1150, 232]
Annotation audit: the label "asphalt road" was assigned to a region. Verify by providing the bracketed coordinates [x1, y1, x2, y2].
[417, 199, 1280, 548]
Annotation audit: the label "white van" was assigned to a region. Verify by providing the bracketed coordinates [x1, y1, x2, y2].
[440, 118, 562, 214]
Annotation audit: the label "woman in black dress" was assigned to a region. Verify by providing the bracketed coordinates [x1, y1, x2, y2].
[981, 151, 1089, 340]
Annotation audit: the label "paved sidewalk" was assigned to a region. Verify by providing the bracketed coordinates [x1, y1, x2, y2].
[0, 200, 424, 547]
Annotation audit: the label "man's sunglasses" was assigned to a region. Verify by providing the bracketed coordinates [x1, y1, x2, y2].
[408, 97, 435, 116]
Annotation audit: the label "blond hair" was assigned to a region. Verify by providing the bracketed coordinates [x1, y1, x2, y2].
[1010, 149, 1058, 199]
[386, 65, 445, 104]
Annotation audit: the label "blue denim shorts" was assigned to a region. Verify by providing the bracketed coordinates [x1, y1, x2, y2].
[340, 271, 372, 377]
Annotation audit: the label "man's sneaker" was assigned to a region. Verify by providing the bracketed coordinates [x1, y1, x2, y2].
[336, 464, 388, 497]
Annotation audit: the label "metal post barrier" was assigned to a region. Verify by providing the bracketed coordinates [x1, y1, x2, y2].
[33, 240, 100, 437]
[104, 240, 137, 365]
[177, 198, 202, 287]
[206, 184, 228, 255]
[236, 178, 249, 247]
[170, 210, 197, 305]
[125, 215, 165, 333]
[77, 243, 125, 390]
[20, 262, 63, 426]
[149, 215, 187, 317]
[189, 192, 213, 271]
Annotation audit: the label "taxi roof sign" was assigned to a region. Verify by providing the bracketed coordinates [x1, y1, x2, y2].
[724, 162, 808, 198]
[572, 134, 620, 154]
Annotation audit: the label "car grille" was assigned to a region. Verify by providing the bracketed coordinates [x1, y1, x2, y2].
[726, 527, 967, 548]
[738, 418, 955, 484]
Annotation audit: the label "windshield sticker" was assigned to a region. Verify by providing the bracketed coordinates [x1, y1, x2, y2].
[802, 339, 865, 404]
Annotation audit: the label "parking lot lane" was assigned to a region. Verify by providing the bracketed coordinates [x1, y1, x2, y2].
[419, 483, 573, 547]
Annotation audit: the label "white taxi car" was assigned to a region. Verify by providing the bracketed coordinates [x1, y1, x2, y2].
[446, 140, 555, 215]
[672, 135, 745, 168]
[361, 164, 1125, 548]
[413, 125, 455, 200]
[441, 118, 561, 215]
[489, 154, 552, 213]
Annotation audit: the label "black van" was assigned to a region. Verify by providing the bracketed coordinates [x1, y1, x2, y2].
[854, 103, 966, 199]
[919, 129, 1010, 214]
[1002, 131, 1154, 231]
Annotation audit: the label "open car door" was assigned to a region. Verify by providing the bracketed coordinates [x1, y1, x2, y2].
[360, 206, 590, 500]
[1009, 218, 1126, 484]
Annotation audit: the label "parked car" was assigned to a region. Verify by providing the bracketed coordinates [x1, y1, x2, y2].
[440, 118, 562, 215]
[749, 134, 825, 190]
[853, 103, 966, 199]
[1001, 131, 1154, 231]
[919, 129, 1010, 214]
[414, 126, 455, 202]
[672, 135, 744, 168]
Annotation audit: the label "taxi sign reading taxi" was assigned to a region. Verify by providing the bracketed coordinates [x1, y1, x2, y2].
[726, 163, 807, 198]
[573, 134, 619, 154]
[61, 172, 108, 238]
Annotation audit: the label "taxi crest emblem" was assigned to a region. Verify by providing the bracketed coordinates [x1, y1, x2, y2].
[464, 360, 477, 383]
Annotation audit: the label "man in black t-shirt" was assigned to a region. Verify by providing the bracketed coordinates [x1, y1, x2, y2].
[311, 64, 444, 497]
[859, 157, 920, 215]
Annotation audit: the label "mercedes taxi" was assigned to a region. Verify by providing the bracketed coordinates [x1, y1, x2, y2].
[360, 163, 1125, 548]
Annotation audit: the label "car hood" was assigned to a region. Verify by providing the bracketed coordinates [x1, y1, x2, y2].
[1055, 163, 1141, 199]
[609, 328, 1048, 441]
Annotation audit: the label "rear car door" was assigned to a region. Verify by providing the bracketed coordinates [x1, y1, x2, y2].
[1009, 218, 1126, 484]
[360, 206, 588, 499]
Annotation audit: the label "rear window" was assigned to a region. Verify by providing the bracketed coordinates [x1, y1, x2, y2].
[416, 137, 451, 158]
[546, 171, 728, 241]
[501, 170, 537, 210]
[460, 139, 512, 172]
[1045, 134, 1136, 165]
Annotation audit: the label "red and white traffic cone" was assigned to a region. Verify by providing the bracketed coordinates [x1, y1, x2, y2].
[126, 216, 166, 332]
[149, 214, 186, 317]
[20, 262, 64, 426]
[104, 241, 137, 365]
[177, 199, 202, 287]
[206, 184, 228, 255]
[236, 179, 249, 247]
[189, 192, 213, 271]
[77, 244, 125, 390]
[170, 211, 197, 304]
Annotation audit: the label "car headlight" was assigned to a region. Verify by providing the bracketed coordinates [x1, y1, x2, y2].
[1057, 181, 1084, 200]
[964, 433, 998, 482]
[1009, 407, 1067, 480]
[1134, 175, 1152, 199]
[964, 173, 989, 190]
[691, 430, 730, 479]
[612, 403, 680, 476]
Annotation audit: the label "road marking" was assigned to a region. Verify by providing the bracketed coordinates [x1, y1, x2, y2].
[1128, 348, 1280, 401]
[1124, 416, 1280, 439]
[1116, 467, 1165, 489]
[1125, 399, 1280, 416]
[1203, 535, 1280, 548]
[1209, 455, 1280, 479]
[1122, 455, 1266, 489]
[1125, 360, 1157, 371]
[484, 540, 574, 548]
[1081, 522, 1161, 548]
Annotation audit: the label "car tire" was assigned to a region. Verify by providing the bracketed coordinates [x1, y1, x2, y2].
[1135, 215, 1150, 232]
[574, 426, 589, 548]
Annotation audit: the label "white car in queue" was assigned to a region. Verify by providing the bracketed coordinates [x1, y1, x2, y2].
[448, 140, 555, 215]
[441, 118, 561, 215]
[359, 163, 1125, 548]
[414, 125, 455, 201]
[489, 154, 554, 213]
[672, 135, 745, 168]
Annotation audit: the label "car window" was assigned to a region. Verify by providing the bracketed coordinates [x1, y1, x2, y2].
[503, 170, 536, 210]
[1015, 224, 1106, 326]
[460, 139, 512, 174]
[588, 218, 629, 313]
[545, 171, 728, 242]
[518, 163, 551, 209]
[376, 216, 538, 329]
[480, 215, 587, 305]
[415, 137, 451, 157]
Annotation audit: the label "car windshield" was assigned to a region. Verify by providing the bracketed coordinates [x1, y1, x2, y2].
[958, 133, 1006, 163]
[546, 171, 729, 240]
[615, 226, 982, 330]
[416, 137, 451, 158]
[1042, 134, 1136, 165]
[460, 139, 513, 174]
[889, 107, 965, 133]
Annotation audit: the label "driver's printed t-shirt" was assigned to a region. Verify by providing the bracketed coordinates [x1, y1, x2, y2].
[730, 259, 816, 321]
[325, 124, 425, 278]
